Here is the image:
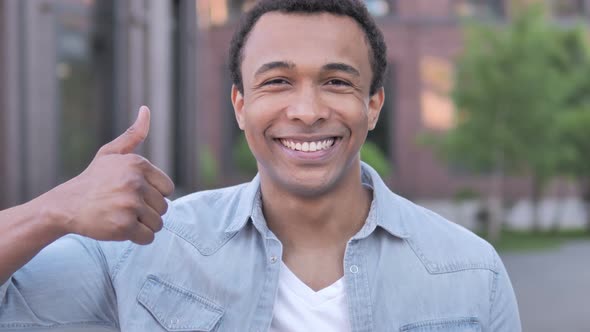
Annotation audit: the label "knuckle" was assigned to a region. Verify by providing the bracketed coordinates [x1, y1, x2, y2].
[160, 200, 169, 215]
[124, 174, 144, 191]
[165, 180, 175, 196]
[151, 198, 167, 215]
[120, 196, 143, 212]
[144, 215, 163, 232]
[154, 217, 164, 232]
[114, 220, 135, 237]
[124, 126, 136, 136]
[131, 198, 144, 211]
[125, 126, 146, 141]
[129, 154, 148, 168]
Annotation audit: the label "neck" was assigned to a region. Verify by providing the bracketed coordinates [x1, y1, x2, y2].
[260, 162, 372, 251]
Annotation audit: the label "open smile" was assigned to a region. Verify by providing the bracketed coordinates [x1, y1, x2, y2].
[273, 136, 343, 161]
[278, 138, 337, 152]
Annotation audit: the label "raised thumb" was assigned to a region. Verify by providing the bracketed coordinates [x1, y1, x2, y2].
[98, 106, 151, 156]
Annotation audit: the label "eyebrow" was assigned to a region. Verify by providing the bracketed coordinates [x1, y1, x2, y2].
[254, 61, 296, 78]
[253, 61, 361, 78]
[321, 63, 360, 77]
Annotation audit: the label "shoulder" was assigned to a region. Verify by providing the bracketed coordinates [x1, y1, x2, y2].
[393, 194, 500, 274]
[168, 183, 251, 225]
[160, 182, 254, 255]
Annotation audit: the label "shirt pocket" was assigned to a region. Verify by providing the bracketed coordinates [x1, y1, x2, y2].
[400, 317, 481, 332]
[137, 275, 224, 332]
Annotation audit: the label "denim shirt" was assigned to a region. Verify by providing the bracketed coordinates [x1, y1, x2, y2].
[0, 163, 521, 332]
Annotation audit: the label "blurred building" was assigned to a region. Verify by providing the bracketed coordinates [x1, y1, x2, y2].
[0, 0, 202, 208]
[1, 0, 589, 208]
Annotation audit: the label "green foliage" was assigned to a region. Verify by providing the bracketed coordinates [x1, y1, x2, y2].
[199, 145, 219, 188]
[433, 4, 590, 191]
[555, 48, 590, 180]
[490, 230, 590, 253]
[361, 141, 392, 178]
[453, 187, 480, 202]
[232, 133, 258, 177]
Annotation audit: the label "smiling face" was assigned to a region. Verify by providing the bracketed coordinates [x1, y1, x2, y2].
[232, 12, 384, 197]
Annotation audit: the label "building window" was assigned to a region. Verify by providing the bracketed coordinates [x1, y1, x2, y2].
[420, 56, 455, 131]
[197, 0, 257, 28]
[455, 0, 505, 19]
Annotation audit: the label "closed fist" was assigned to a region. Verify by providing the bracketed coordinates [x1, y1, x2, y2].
[42, 106, 174, 245]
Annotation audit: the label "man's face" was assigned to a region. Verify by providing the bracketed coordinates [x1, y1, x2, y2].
[232, 12, 384, 197]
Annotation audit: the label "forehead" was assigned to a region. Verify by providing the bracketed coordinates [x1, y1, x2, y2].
[241, 12, 371, 77]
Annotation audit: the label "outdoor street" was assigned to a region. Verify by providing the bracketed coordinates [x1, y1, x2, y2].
[502, 241, 590, 332]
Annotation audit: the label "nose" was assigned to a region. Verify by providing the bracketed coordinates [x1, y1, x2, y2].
[285, 86, 329, 126]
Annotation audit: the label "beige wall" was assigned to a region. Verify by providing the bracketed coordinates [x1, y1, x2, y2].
[0, 0, 189, 207]
[0, 1, 5, 208]
[1, 0, 20, 208]
[0, 0, 59, 206]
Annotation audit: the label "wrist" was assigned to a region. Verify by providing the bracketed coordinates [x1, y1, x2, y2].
[28, 194, 73, 238]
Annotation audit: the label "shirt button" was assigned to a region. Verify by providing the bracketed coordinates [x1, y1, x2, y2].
[270, 255, 278, 264]
[350, 265, 359, 274]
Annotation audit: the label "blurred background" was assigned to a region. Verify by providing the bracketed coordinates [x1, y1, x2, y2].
[0, 0, 589, 330]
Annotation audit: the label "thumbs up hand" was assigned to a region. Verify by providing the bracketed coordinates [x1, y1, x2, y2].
[39, 106, 175, 245]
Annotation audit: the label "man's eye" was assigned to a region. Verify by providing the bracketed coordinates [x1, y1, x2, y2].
[263, 78, 289, 86]
[326, 79, 351, 87]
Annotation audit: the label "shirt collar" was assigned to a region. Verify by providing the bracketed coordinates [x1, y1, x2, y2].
[354, 162, 410, 239]
[224, 162, 411, 239]
[224, 173, 262, 234]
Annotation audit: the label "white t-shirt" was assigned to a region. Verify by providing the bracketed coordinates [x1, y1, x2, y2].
[269, 262, 352, 332]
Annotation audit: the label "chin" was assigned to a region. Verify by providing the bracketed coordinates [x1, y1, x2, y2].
[277, 172, 340, 198]
[259, 160, 353, 198]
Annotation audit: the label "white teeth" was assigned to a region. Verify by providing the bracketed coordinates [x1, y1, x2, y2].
[302, 142, 309, 152]
[279, 138, 336, 152]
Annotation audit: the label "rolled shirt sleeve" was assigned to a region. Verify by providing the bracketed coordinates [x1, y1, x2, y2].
[0, 235, 128, 331]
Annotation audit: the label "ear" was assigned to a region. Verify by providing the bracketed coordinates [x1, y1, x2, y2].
[231, 85, 246, 130]
[367, 87, 385, 131]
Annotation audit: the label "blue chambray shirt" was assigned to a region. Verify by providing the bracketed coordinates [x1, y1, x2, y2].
[0, 163, 521, 332]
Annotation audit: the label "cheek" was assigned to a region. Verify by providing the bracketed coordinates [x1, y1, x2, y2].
[323, 94, 369, 126]
[241, 99, 281, 145]
[243, 96, 293, 137]
[245, 94, 289, 120]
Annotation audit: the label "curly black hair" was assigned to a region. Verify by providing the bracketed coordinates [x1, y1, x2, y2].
[229, 0, 388, 96]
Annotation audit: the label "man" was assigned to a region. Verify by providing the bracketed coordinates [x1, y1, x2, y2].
[0, 0, 521, 331]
